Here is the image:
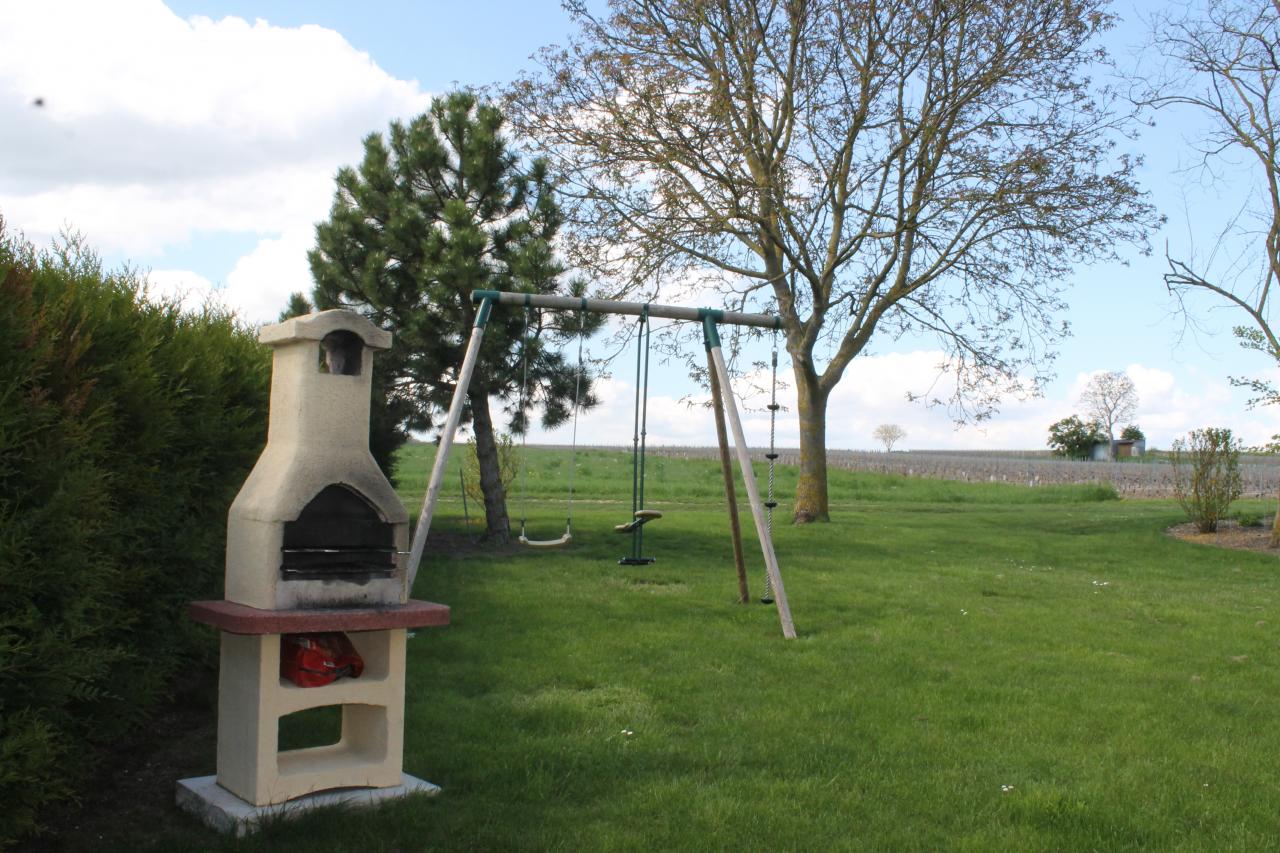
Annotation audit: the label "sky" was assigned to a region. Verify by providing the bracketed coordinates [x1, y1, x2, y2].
[2, 0, 1277, 452]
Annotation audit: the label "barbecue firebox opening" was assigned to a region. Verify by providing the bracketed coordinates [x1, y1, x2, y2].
[281, 483, 395, 581]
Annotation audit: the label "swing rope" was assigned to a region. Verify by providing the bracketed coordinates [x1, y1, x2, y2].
[514, 299, 586, 549]
[629, 307, 648, 519]
[515, 304, 533, 540]
[617, 305, 661, 561]
[563, 304, 586, 536]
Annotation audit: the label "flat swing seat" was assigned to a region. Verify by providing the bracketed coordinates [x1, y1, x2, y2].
[613, 509, 663, 534]
[519, 532, 572, 549]
[518, 520, 573, 549]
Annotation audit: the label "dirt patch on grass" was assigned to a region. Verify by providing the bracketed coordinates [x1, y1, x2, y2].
[1167, 518, 1280, 555]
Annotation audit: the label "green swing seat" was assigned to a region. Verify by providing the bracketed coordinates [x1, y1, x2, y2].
[613, 509, 663, 534]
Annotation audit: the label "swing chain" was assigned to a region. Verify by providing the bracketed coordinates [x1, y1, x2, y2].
[620, 305, 657, 565]
[564, 303, 586, 535]
[514, 298, 585, 547]
[763, 324, 779, 603]
[515, 304, 533, 539]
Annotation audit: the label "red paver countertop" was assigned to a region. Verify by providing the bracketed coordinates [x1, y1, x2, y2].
[189, 599, 450, 634]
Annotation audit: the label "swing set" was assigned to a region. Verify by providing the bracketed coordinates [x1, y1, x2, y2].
[406, 290, 796, 639]
[615, 305, 661, 565]
[512, 302, 583, 549]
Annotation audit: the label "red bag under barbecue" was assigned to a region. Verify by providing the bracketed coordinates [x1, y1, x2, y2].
[280, 632, 364, 688]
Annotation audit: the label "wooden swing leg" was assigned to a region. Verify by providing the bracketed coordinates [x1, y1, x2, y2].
[707, 349, 749, 604]
[705, 322, 796, 639]
[406, 298, 492, 591]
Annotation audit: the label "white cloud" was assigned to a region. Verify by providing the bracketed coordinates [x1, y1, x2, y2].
[0, 3, 428, 187]
[0, 1, 432, 319]
[144, 228, 315, 323]
[223, 228, 317, 323]
[1125, 363, 1178, 400]
[4, 168, 334, 256]
[527, 349, 1280, 452]
[143, 268, 220, 315]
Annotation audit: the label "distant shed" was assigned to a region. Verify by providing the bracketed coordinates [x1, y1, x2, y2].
[1090, 439, 1146, 461]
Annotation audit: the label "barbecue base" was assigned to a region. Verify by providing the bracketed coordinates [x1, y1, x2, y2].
[175, 772, 440, 837]
[187, 601, 450, 806]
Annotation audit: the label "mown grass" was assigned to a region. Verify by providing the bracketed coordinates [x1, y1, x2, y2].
[141, 447, 1279, 851]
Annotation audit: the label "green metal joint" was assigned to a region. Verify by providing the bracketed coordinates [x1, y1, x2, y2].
[697, 307, 725, 322]
[474, 296, 494, 328]
[471, 289, 502, 304]
[701, 315, 721, 350]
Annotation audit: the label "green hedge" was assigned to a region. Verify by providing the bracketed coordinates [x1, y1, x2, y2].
[0, 222, 270, 846]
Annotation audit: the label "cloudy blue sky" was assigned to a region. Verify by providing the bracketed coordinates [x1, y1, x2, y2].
[1, 1, 1275, 451]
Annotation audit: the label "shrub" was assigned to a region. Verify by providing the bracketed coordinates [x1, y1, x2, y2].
[1170, 427, 1242, 533]
[0, 220, 269, 846]
[462, 433, 522, 514]
[1236, 512, 1263, 528]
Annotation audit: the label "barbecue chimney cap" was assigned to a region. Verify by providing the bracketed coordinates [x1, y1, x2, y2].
[259, 310, 392, 350]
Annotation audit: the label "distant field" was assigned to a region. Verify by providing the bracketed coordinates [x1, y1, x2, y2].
[116, 447, 1280, 851]
[393, 444, 1130, 512]
[583, 445, 1280, 499]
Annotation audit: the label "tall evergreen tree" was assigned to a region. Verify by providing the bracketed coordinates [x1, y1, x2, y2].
[309, 91, 598, 541]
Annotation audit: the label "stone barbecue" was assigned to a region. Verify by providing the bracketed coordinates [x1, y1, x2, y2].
[179, 310, 449, 833]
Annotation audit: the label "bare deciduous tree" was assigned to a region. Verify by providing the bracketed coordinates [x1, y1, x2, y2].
[1148, 0, 1280, 539]
[508, 0, 1158, 522]
[873, 424, 907, 453]
[1078, 371, 1138, 459]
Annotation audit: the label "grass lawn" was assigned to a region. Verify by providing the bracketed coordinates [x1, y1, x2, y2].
[142, 446, 1280, 851]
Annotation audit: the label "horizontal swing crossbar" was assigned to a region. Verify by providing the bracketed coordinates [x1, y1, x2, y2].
[471, 290, 781, 330]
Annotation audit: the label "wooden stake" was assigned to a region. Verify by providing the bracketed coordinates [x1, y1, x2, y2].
[707, 349, 749, 603]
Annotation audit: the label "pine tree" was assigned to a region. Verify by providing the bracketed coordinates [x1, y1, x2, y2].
[278, 291, 312, 322]
[309, 91, 598, 541]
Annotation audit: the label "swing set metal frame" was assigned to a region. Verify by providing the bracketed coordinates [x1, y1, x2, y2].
[405, 289, 796, 639]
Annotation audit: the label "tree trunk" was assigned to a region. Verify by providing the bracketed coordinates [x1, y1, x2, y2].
[793, 366, 831, 524]
[468, 389, 510, 542]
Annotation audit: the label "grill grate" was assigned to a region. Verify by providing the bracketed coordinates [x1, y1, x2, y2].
[281, 484, 396, 581]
